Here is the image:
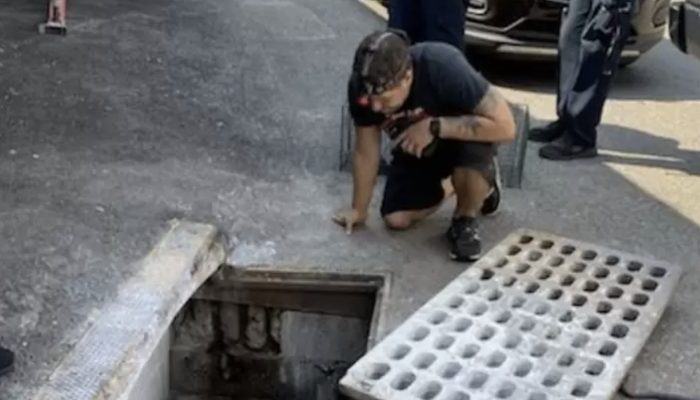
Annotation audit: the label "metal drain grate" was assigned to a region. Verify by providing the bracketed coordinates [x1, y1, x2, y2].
[340, 229, 682, 400]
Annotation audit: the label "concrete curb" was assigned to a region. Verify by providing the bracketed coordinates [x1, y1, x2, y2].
[33, 220, 227, 400]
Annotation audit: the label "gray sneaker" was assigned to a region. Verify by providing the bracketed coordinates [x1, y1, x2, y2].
[446, 217, 482, 262]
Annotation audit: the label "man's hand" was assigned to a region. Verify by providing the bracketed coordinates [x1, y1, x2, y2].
[332, 208, 367, 234]
[397, 116, 434, 158]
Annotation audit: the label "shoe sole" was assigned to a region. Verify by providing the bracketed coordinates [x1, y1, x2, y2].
[449, 251, 481, 262]
[539, 149, 598, 161]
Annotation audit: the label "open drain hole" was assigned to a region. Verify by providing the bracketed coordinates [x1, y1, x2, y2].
[528, 251, 543, 262]
[560, 245, 576, 255]
[548, 288, 563, 300]
[452, 317, 473, 333]
[540, 240, 554, 250]
[519, 235, 534, 244]
[409, 326, 430, 342]
[487, 351, 507, 368]
[468, 371, 489, 389]
[627, 261, 643, 272]
[583, 280, 599, 292]
[597, 302, 613, 314]
[513, 360, 533, 377]
[464, 282, 480, 294]
[446, 391, 470, 400]
[169, 269, 386, 400]
[434, 335, 455, 350]
[437, 362, 462, 379]
[495, 258, 509, 268]
[623, 308, 640, 322]
[572, 380, 593, 397]
[642, 279, 659, 292]
[617, 274, 634, 285]
[572, 333, 590, 348]
[460, 344, 480, 359]
[389, 344, 411, 360]
[605, 255, 620, 266]
[585, 360, 605, 376]
[581, 250, 597, 261]
[548, 256, 564, 267]
[599, 341, 618, 357]
[650, 267, 667, 278]
[496, 381, 516, 399]
[515, 263, 531, 274]
[392, 372, 416, 391]
[557, 353, 575, 367]
[508, 246, 522, 256]
[542, 370, 563, 387]
[570, 262, 587, 273]
[611, 324, 629, 338]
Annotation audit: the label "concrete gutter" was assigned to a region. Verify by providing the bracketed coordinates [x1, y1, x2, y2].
[33, 220, 227, 400]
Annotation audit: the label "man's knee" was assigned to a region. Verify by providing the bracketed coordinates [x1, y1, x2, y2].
[383, 212, 413, 230]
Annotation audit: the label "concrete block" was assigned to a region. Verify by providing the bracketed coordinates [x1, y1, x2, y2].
[220, 303, 241, 345]
[281, 311, 368, 360]
[340, 229, 682, 400]
[245, 306, 268, 350]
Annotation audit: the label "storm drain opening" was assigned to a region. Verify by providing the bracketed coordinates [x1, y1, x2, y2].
[340, 229, 681, 400]
[169, 267, 388, 400]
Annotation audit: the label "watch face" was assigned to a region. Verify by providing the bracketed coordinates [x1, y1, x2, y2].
[430, 118, 440, 137]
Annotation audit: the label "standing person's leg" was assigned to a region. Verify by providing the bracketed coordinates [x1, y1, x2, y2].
[540, 0, 634, 160]
[0, 346, 14, 377]
[388, 0, 422, 43]
[419, 0, 466, 50]
[529, 0, 593, 142]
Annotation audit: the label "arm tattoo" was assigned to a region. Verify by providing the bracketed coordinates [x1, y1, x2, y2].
[474, 86, 502, 117]
[440, 86, 504, 141]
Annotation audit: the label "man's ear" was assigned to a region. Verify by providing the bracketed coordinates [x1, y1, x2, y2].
[403, 68, 413, 86]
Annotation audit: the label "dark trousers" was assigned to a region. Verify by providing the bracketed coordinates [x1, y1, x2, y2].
[388, 0, 466, 51]
[557, 0, 634, 146]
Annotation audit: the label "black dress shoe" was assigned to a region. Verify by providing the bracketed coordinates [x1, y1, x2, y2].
[528, 120, 565, 143]
[539, 135, 597, 161]
[0, 346, 14, 377]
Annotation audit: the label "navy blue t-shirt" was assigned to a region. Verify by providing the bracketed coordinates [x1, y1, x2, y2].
[348, 42, 490, 127]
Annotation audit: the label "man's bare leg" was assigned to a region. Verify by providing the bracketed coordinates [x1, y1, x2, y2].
[447, 167, 491, 261]
[452, 168, 490, 217]
[383, 179, 455, 230]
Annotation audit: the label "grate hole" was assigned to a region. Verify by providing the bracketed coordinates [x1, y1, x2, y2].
[534, 303, 550, 316]
[585, 360, 605, 376]
[548, 256, 565, 267]
[605, 255, 620, 266]
[570, 262, 587, 273]
[469, 303, 488, 317]
[495, 258, 509, 268]
[583, 280, 599, 292]
[481, 269, 495, 280]
[537, 269, 553, 280]
[548, 288, 564, 300]
[494, 310, 512, 324]
[434, 335, 455, 350]
[596, 301, 613, 314]
[581, 250, 597, 261]
[623, 308, 640, 322]
[429, 311, 449, 325]
[511, 296, 526, 309]
[540, 240, 554, 250]
[599, 341, 618, 357]
[607, 287, 623, 299]
[594, 267, 610, 279]
[487, 351, 507, 368]
[453, 318, 473, 333]
[530, 343, 548, 358]
[515, 263, 531, 274]
[545, 326, 562, 340]
[650, 267, 667, 278]
[508, 246, 522, 256]
[485, 288, 504, 302]
[438, 362, 462, 379]
[561, 275, 576, 286]
[528, 251, 543, 262]
[617, 274, 634, 285]
[513, 360, 533, 377]
[416, 381, 442, 400]
[413, 353, 437, 369]
[627, 261, 643, 272]
[477, 326, 496, 341]
[366, 363, 391, 380]
[468, 371, 489, 389]
[558, 311, 574, 323]
[447, 296, 465, 309]
[520, 235, 534, 244]
[572, 295, 588, 307]
[520, 317, 536, 332]
[389, 344, 411, 360]
[529, 393, 547, 400]
[583, 316, 602, 331]
[611, 324, 629, 339]
[410, 326, 430, 341]
[642, 279, 659, 292]
[502, 332, 522, 349]
[572, 381, 593, 397]
[572, 333, 589, 348]
[525, 282, 540, 294]
[557, 353, 575, 367]
[502, 276, 517, 287]
[561, 245, 576, 255]
[391, 372, 416, 390]
[446, 392, 470, 400]
[460, 344, 480, 359]
[542, 370, 563, 387]
[464, 282, 480, 294]
[632, 293, 650, 306]
[496, 381, 516, 399]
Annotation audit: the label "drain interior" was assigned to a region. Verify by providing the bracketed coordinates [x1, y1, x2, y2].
[169, 267, 387, 400]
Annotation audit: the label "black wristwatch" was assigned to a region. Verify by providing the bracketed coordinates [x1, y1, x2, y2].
[429, 117, 441, 139]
